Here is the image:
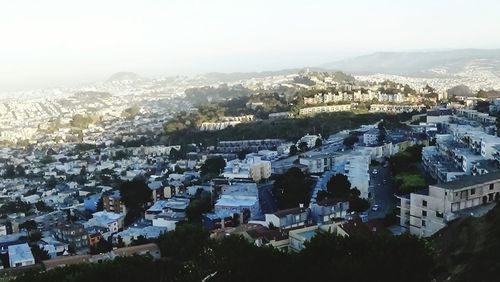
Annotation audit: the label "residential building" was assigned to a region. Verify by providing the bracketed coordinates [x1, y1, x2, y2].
[8, 243, 35, 268]
[296, 134, 322, 149]
[363, 129, 379, 146]
[299, 104, 353, 116]
[310, 198, 349, 224]
[54, 223, 88, 250]
[265, 207, 310, 229]
[299, 151, 333, 174]
[102, 191, 125, 214]
[214, 183, 261, 221]
[222, 155, 271, 182]
[85, 211, 124, 233]
[397, 171, 500, 237]
[145, 197, 190, 220]
[370, 104, 425, 113]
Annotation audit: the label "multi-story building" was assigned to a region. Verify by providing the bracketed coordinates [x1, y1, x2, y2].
[265, 207, 310, 229]
[222, 155, 271, 182]
[363, 129, 379, 146]
[370, 104, 425, 113]
[299, 151, 333, 174]
[309, 198, 349, 224]
[397, 171, 500, 237]
[217, 139, 285, 153]
[299, 104, 353, 116]
[102, 191, 125, 214]
[84, 211, 124, 234]
[54, 223, 88, 250]
[214, 183, 261, 221]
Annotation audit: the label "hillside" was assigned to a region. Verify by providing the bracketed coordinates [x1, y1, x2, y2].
[432, 203, 500, 282]
[322, 49, 500, 77]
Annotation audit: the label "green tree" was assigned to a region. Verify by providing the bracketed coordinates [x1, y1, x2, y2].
[35, 201, 54, 212]
[315, 138, 323, 148]
[90, 238, 113, 255]
[298, 141, 309, 152]
[343, 135, 359, 147]
[31, 244, 50, 263]
[119, 179, 152, 226]
[274, 167, 312, 209]
[3, 164, 15, 178]
[186, 196, 212, 223]
[200, 157, 226, 177]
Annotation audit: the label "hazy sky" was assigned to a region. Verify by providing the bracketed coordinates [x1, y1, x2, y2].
[0, 0, 499, 92]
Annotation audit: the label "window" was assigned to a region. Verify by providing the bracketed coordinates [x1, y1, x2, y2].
[422, 220, 426, 227]
[490, 184, 495, 190]
[471, 188, 476, 195]
[436, 211, 444, 218]
[422, 200, 427, 207]
[422, 210, 427, 217]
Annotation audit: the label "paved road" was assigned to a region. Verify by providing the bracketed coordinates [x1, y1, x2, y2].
[368, 164, 396, 219]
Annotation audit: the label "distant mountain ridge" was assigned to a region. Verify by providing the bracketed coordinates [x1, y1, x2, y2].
[321, 49, 500, 77]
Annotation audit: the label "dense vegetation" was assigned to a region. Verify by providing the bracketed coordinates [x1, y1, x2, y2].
[164, 112, 414, 147]
[13, 223, 435, 282]
[316, 174, 370, 212]
[273, 167, 313, 209]
[389, 145, 428, 194]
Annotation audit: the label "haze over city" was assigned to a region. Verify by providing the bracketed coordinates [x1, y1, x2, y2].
[1, 0, 500, 92]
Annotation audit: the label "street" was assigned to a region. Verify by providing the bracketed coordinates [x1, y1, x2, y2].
[368, 163, 396, 219]
[258, 182, 278, 216]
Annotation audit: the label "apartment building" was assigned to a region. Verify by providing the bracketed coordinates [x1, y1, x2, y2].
[397, 171, 500, 237]
[370, 104, 425, 113]
[299, 104, 353, 116]
[222, 155, 271, 182]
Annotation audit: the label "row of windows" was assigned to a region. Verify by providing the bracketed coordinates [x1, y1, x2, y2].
[420, 209, 443, 218]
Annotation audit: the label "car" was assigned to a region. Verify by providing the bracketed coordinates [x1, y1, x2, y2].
[372, 169, 378, 175]
[371, 204, 380, 211]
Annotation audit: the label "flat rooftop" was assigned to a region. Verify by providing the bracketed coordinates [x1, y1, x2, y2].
[434, 170, 500, 190]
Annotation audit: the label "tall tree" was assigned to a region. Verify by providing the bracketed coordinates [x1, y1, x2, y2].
[274, 167, 312, 209]
[200, 157, 226, 177]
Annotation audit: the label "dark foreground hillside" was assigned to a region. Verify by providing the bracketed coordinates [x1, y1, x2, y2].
[432, 204, 500, 282]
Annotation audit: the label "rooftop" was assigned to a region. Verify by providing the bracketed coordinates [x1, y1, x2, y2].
[434, 170, 500, 190]
[273, 207, 308, 218]
[8, 243, 34, 263]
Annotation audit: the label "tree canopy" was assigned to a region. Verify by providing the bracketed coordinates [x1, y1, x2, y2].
[200, 157, 226, 177]
[273, 167, 312, 209]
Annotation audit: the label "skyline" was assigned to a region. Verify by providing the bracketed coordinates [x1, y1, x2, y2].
[1, 0, 500, 92]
